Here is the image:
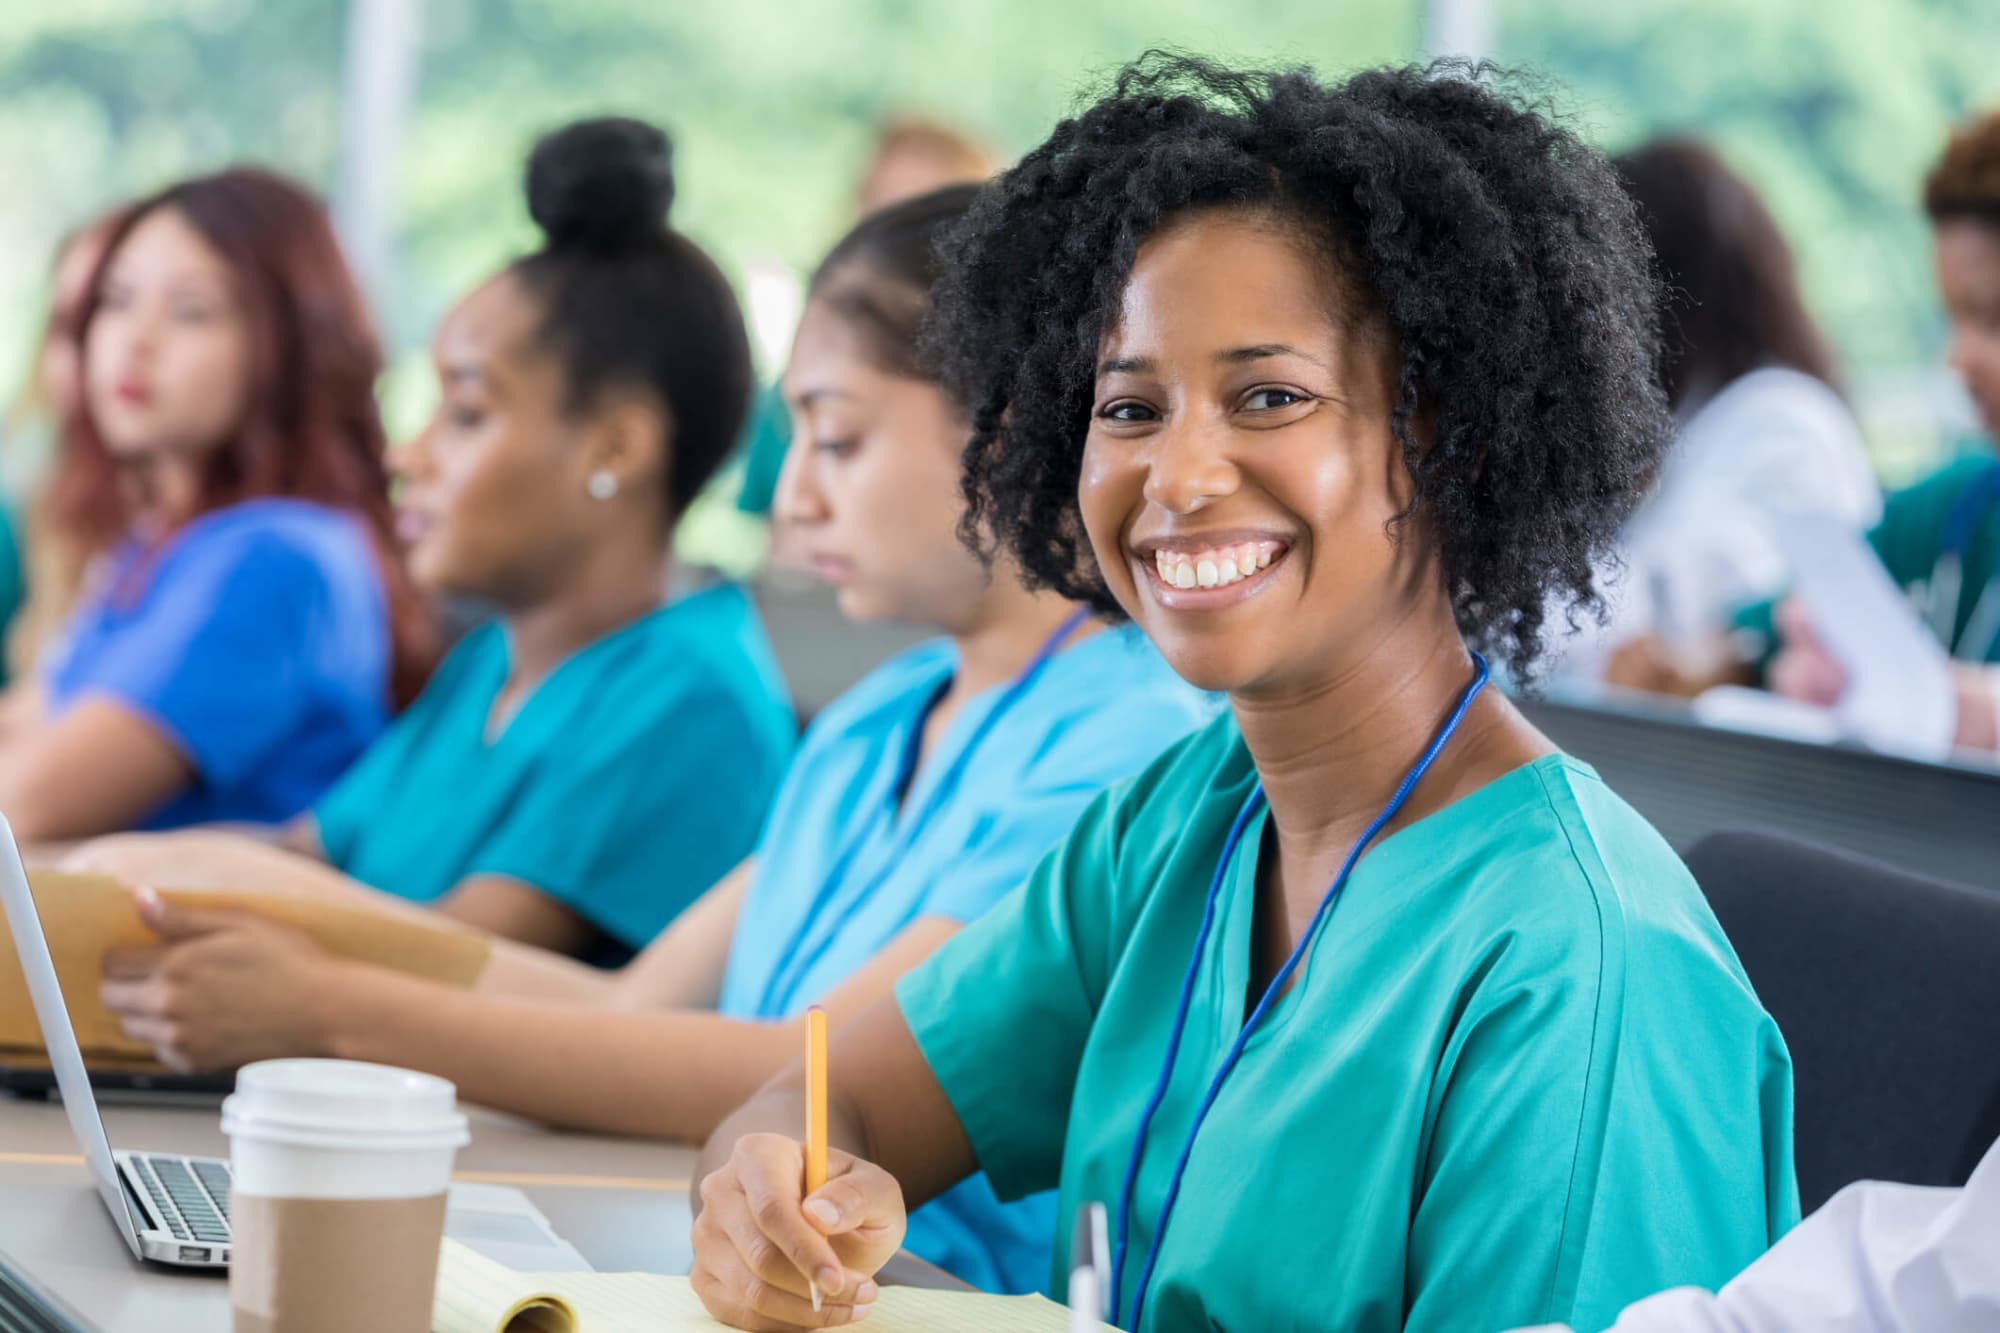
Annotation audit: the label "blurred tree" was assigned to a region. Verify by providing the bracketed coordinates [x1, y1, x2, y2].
[1502, 0, 2000, 411]
[3, 0, 1997, 478]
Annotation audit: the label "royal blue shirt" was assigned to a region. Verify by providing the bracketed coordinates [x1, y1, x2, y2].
[43, 498, 392, 828]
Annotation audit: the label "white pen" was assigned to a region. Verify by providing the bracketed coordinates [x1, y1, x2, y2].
[1067, 1201, 1110, 1331]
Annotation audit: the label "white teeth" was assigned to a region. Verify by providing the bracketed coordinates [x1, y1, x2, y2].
[1150, 541, 1283, 593]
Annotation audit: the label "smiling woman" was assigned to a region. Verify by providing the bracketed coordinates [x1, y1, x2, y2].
[690, 55, 1798, 1333]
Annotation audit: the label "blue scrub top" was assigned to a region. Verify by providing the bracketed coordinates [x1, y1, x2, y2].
[42, 498, 391, 828]
[315, 583, 795, 957]
[717, 624, 1216, 1294]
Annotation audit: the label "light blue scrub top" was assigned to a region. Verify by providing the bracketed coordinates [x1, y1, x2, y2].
[316, 584, 794, 958]
[716, 624, 1215, 1294]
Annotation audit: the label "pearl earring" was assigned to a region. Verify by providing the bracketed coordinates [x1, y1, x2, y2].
[587, 471, 619, 501]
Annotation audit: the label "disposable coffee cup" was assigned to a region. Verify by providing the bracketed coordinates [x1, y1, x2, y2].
[222, 1059, 470, 1333]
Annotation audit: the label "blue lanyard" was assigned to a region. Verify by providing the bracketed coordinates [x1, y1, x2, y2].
[753, 607, 1095, 1016]
[1109, 653, 1491, 1330]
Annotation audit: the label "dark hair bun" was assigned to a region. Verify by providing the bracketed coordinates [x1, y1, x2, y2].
[525, 117, 675, 254]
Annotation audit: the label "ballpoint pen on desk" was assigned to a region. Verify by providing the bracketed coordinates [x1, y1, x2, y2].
[806, 1004, 828, 1313]
[1068, 1201, 1110, 1331]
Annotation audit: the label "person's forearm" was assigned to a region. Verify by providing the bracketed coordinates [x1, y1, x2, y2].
[473, 938, 621, 1004]
[319, 964, 806, 1142]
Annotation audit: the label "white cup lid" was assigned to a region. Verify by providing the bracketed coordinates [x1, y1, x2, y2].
[223, 1059, 468, 1149]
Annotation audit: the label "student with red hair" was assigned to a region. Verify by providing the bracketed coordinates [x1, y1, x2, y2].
[0, 168, 430, 840]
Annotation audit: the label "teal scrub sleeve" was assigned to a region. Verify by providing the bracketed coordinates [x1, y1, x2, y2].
[1403, 872, 1793, 1332]
[311, 700, 424, 867]
[465, 677, 781, 950]
[734, 384, 793, 517]
[0, 506, 22, 686]
[896, 786, 1123, 1200]
[311, 634, 478, 867]
[1401, 916, 1618, 1332]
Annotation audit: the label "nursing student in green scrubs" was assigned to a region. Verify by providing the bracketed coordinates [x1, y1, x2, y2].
[69, 117, 794, 959]
[1759, 108, 2000, 753]
[688, 58, 1798, 1333]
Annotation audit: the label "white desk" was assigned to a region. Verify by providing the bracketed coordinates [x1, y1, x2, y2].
[0, 1090, 698, 1332]
[0, 1090, 965, 1331]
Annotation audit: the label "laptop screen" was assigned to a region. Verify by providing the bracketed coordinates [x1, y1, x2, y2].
[0, 818, 144, 1250]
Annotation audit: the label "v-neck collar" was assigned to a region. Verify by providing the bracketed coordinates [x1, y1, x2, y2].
[481, 598, 683, 749]
[884, 653, 1011, 836]
[1208, 753, 1580, 1043]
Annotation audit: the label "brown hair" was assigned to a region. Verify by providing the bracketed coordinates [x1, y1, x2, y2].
[53, 167, 434, 703]
[1613, 138, 1841, 412]
[1925, 109, 2000, 223]
[811, 183, 981, 382]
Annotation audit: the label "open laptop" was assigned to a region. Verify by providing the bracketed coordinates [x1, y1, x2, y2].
[0, 814, 590, 1273]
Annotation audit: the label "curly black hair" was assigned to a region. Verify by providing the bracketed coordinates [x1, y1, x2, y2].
[923, 54, 1670, 679]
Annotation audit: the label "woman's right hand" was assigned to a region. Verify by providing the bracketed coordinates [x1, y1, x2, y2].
[691, 1132, 908, 1329]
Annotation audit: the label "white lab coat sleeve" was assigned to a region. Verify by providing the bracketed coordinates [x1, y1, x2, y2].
[1508, 1137, 2000, 1333]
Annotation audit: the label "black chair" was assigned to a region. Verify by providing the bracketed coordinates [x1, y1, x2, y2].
[1684, 830, 2000, 1213]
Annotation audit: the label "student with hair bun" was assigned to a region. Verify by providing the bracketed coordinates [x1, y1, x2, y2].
[75, 118, 795, 959]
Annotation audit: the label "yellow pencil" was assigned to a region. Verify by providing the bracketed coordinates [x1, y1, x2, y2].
[806, 1004, 829, 1312]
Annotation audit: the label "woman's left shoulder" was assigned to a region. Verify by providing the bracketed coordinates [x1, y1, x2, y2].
[1449, 756, 1742, 974]
[1440, 752, 1704, 920]
[181, 498, 373, 570]
[598, 584, 791, 727]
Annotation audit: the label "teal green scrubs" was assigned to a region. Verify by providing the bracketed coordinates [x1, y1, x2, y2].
[1738, 452, 2000, 665]
[314, 584, 794, 956]
[897, 713, 1798, 1332]
[734, 383, 792, 517]
[0, 503, 23, 687]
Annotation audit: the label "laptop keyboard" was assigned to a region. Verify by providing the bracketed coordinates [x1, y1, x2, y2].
[130, 1155, 231, 1245]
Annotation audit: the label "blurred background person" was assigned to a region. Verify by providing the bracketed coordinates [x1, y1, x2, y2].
[1564, 138, 1880, 689]
[853, 114, 997, 217]
[1764, 108, 2000, 752]
[0, 168, 433, 842]
[0, 215, 122, 686]
[732, 114, 999, 535]
[69, 116, 796, 961]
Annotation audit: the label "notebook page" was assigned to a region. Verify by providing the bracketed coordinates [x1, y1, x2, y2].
[435, 1241, 1116, 1332]
[435, 1240, 578, 1333]
[539, 1278, 1098, 1333]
